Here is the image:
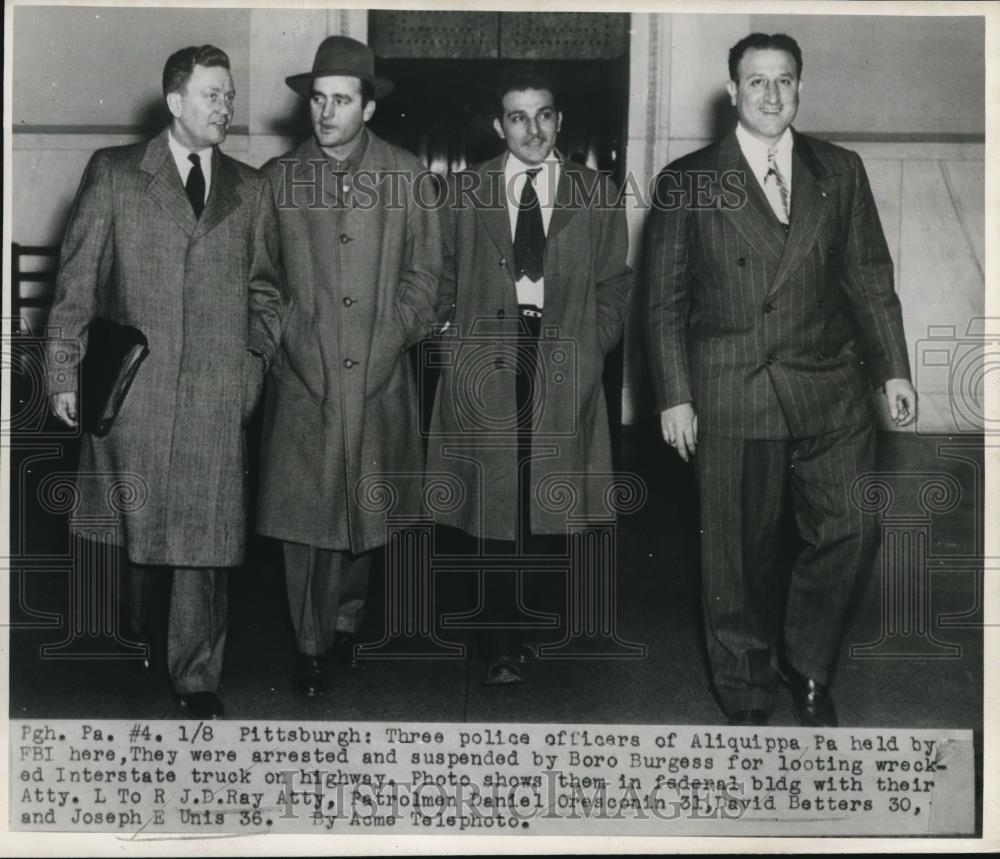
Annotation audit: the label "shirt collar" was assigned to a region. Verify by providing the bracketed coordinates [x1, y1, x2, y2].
[167, 129, 213, 164]
[504, 150, 561, 180]
[735, 123, 793, 177]
[323, 128, 368, 174]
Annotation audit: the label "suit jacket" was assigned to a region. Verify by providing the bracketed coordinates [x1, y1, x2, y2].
[645, 129, 910, 439]
[46, 129, 284, 567]
[255, 131, 442, 553]
[426, 154, 632, 540]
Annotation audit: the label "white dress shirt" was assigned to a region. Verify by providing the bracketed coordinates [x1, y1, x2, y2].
[503, 152, 561, 309]
[735, 123, 792, 212]
[168, 129, 213, 203]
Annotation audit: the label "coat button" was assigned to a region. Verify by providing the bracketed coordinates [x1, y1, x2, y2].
[343, 358, 355, 369]
[737, 257, 747, 267]
[340, 233, 352, 243]
[499, 257, 507, 268]
[817, 299, 825, 309]
[343, 297, 354, 307]
[763, 302, 773, 313]
[766, 356, 775, 365]
[497, 309, 505, 318]
[817, 353, 826, 361]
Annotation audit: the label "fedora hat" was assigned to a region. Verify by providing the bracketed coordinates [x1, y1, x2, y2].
[286, 35, 393, 99]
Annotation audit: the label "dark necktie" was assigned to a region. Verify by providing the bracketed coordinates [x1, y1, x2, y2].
[514, 167, 544, 282]
[186, 152, 205, 218]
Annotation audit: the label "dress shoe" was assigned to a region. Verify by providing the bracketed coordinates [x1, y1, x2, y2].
[781, 664, 838, 727]
[483, 654, 524, 686]
[179, 691, 224, 719]
[518, 642, 539, 664]
[728, 709, 770, 726]
[294, 653, 327, 697]
[332, 633, 361, 669]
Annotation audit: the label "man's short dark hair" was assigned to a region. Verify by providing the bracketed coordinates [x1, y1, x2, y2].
[162, 45, 231, 97]
[728, 33, 803, 82]
[495, 67, 559, 121]
[360, 79, 375, 108]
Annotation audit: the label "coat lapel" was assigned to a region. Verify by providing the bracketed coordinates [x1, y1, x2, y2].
[474, 155, 516, 267]
[717, 132, 786, 266]
[546, 159, 580, 244]
[191, 148, 241, 243]
[765, 131, 835, 298]
[141, 130, 198, 236]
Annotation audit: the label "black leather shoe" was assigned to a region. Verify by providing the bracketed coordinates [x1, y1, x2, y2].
[781, 664, 838, 727]
[332, 633, 361, 669]
[294, 653, 327, 697]
[179, 691, 224, 719]
[483, 654, 523, 686]
[728, 708, 770, 726]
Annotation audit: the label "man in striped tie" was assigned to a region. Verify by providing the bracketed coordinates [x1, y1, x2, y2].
[646, 33, 917, 727]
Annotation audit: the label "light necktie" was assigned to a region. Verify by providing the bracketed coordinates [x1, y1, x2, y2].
[186, 152, 205, 218]
[513, 167, 545, 282]
[764, 147, 789, 225]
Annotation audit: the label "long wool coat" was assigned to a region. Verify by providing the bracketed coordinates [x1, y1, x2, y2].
[46, 130, 285, 567]
[256, 132, 442, 553]
[426, 155, 633, 540]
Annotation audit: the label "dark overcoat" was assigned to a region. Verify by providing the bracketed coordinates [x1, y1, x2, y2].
[46, 130, 284, 567]
[426, 155, 632, 540]
[256, 132, 442, 553]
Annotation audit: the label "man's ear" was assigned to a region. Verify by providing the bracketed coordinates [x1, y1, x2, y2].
[556, 111, 563, 133]
[493, 117, 505, 141]
[166, 91, 183, 119]
[725, 80, 737, 106]
[363, 99, 376, 123]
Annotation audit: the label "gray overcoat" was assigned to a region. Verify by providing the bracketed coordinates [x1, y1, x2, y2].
[46, 130, 285, 567]
[256, 131, 442, 553]
[426, 155, 632, 540]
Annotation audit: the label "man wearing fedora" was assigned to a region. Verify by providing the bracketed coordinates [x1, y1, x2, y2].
[256, 36, 442, 697]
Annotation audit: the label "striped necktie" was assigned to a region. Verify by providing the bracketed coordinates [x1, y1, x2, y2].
[764, 147, 790, 225]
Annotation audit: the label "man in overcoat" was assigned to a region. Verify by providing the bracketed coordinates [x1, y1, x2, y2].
[47, 45, 284, 719]
[257, 36, 441, 697]
[426, 68, 632, 684]
[645, 33, 917, 727]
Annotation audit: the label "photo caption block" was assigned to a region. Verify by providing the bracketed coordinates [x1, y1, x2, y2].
[9, 721, 974, 836]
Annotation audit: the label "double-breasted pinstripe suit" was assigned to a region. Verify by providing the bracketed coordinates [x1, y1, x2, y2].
[645, 129, 911, 715]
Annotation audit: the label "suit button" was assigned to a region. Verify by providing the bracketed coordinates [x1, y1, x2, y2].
[499, 257, 507, 268]
[340, 233, 352, 243]
[343, 358, 355, 369]
[737, 257, 747, 267]
[817, 299, 825, 309]
[497, 309, 505, 318]
[817, 353, 826, 361]
[766, 356, 775, 365]
[343, 297, 354, 307]
[763, 302, 773, 313]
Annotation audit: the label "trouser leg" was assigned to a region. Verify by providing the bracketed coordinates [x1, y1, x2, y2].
[283, 542, 371, 657]
[167, 567, 228, 695]
[697, 434, 787, 714]
[783, 421, 877, 683]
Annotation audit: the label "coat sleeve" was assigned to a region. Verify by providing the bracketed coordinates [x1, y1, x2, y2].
[46, 149, 115, 395]
[247, 177, 286, 367]
[839, 151, 911, 386]
[594, 175, 633, 355]
[645, 167, 695, 413]
[396, 168, 443, 348]
[435, 173, 458, 326]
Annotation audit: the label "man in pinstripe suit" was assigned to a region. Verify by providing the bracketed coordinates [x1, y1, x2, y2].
[645, 33, 916, 727]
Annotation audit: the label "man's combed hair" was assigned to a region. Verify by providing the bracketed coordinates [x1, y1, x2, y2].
[494, 67, 559, 120]
[728, 33, 803, 82]
[162, 45, 231, 96]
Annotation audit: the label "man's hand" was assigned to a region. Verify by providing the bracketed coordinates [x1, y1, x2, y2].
[660, 402, 698, 462]
[50, 392, 79, 428]
[884, 378, 917, 427]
